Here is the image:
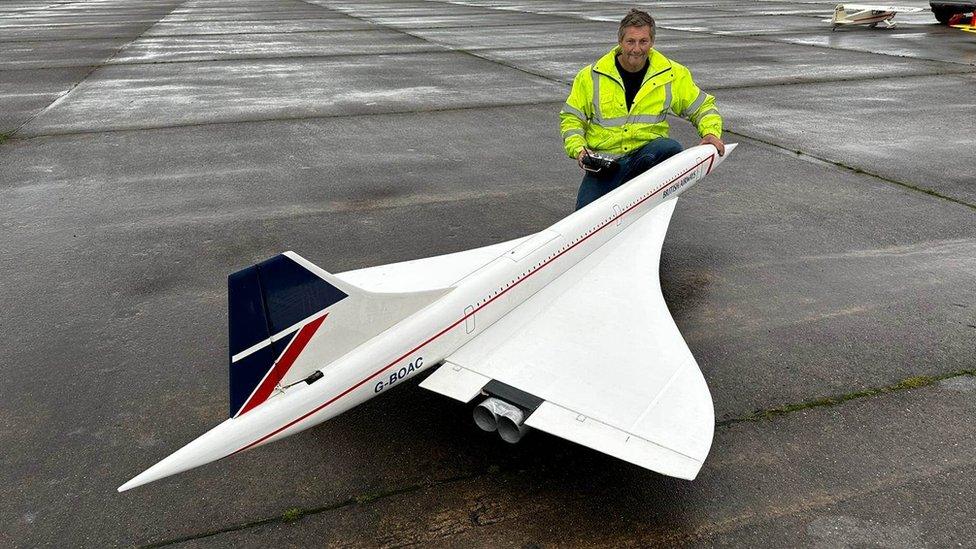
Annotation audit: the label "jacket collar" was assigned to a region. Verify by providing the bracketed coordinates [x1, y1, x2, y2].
[593, 47, 673, 85]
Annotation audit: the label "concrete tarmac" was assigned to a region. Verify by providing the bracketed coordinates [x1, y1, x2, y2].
[1, 0, 974, 547]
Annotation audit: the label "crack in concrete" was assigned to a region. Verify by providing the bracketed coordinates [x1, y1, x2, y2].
[138, 471, 484, 548]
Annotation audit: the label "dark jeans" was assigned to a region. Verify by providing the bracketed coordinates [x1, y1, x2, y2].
[575, 138, 683, 211]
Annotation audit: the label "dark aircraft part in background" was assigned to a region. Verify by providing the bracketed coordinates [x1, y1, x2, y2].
[930, 1, 976, 24]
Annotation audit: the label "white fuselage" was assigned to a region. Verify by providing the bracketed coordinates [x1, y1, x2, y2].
[120, 144, 726, 490]
[839, 11, 895, 24]
[232, 147, 719, 449]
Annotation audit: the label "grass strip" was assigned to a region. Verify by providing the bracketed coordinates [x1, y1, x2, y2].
[719, 369, 976, 427]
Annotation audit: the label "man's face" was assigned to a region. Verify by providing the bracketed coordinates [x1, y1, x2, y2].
[618, 25, 653, 66]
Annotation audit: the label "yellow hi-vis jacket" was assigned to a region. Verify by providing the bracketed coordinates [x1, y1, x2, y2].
[560, 47, 722, 159]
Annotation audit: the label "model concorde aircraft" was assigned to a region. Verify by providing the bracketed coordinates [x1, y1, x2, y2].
[118, 143, 738, 492]
[827, 4, 925, 28]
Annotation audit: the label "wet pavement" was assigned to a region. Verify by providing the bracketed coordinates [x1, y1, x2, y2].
[1, 0, 974, 547]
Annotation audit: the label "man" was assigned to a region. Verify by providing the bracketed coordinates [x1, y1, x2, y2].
[560, 9, 724, 210]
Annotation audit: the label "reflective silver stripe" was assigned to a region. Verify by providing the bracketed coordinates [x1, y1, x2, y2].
[619, 83, 669, 125]
[590, 69, 669, 127]
[562, 128, 585, 139]
[692, 108, 720, 124]
[595, 116, 629, 127]
[590, 150, 624, 159]
[592, 113, 665, 128]
[591, 69, 602, 121]
[663, 82, 672, 117]
[560, 103, 587, 121]
[627, 113, 667, 124]
[683, 91, 706, 118]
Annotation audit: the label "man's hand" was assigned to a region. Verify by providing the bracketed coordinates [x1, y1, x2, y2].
[576, 148, 592, 171]
[700, 134, 725, 156]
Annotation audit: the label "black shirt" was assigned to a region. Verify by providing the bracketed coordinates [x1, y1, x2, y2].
[615, 57, 649, 111]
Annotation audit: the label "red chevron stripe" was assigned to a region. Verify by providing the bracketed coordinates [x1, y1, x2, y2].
[237, 314, 328, 416]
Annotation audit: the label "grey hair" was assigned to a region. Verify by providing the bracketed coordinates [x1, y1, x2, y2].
[618, 8, 656, 41]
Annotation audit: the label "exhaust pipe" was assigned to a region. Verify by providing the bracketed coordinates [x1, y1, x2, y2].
[473, 397, 532, 443]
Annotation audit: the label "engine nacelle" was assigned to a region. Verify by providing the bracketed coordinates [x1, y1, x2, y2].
[473, 397, 532, 443]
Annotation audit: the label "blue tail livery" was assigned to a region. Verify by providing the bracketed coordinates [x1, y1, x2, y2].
[227, 253, 347, 417]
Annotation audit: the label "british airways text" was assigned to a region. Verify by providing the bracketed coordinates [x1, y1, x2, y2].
[662, 171, 698, 199]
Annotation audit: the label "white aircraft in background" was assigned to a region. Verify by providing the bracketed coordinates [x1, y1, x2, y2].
[827, 4, 925, 28]
[119, 143, 737, 492]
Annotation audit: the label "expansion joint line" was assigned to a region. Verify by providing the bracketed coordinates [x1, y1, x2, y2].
[5, 0, 192, 142]
[724, 129, 976, 211]
[292, 0, 570, 85]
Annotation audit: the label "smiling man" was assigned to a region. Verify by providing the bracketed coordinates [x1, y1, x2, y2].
[561, 9, 724, 210]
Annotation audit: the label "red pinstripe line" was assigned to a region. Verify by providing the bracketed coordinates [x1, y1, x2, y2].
[230, 155, 714, 455]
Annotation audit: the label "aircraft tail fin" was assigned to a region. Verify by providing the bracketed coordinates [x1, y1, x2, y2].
[832, 4, 847, 23]
[227, 251, 447, 418]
